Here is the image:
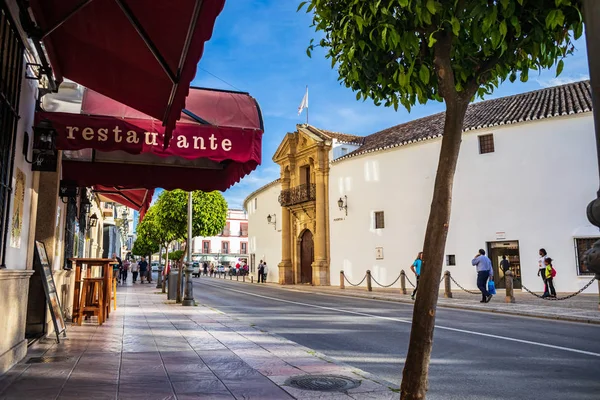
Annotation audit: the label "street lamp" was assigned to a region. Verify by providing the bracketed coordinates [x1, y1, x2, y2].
[267, 214, 276, 230]
[338, 195, 348, 216]
[88, 214, 98, 228]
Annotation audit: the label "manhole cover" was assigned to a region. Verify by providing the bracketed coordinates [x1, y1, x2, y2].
[286, 375, 361, 392]
[27, 356, 71, 364]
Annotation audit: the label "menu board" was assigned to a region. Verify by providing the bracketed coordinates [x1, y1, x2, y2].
[35, 241, 66, 342]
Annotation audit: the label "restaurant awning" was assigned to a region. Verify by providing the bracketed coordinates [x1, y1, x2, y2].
[27, 0, 226, 140]
[93, 186, 154, 219]
[37, 87, 263, 198]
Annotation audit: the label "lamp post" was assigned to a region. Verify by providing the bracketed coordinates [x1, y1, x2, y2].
[267, 214, 277, 230]
[337, 195, 348, 216]
[182, 191, 195, 306]
[583, 0, 600, 278]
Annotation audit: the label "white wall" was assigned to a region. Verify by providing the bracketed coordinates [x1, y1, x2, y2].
[245, 183, 282, 282]
[4, 67, 38, 270]
[329, 114, 599, 293]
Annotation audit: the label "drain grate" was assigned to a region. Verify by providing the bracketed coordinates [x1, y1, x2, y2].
[27, 356, 71, 364]
[286, 375, 361, 392]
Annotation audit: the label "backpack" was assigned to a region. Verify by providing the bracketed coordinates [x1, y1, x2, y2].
[551, 266, 557, 278]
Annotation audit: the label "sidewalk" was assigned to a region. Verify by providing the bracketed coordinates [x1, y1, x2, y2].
[0, 281, 399, 400]
[215, 274, 600, 324]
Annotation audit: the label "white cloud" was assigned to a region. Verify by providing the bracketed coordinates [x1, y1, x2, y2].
[536, 74, 590, 88]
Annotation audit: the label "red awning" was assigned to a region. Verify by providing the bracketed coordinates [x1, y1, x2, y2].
[93, 186, 154, 219]
[28, 0, 226, 140]
[37, 87, 263, 192]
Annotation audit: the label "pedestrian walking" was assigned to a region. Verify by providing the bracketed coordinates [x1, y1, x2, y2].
[131, 260, 139, 283]
[257, 260, 264, 283]
[112, 253, 122, 283]
[542, 257, 557, 298]
[203, 262, 208, 276]
[262, 262, 268, 283]
[537, 248, 548, 287]
[121, 259, 130, 284]
[500, 255, 510, 274]
[410, 252, 423, 300]
[472, 249, 494, 303]
[139, 257, 148, 283]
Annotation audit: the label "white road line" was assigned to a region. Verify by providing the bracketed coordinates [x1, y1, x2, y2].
[198, 280, 600, 358]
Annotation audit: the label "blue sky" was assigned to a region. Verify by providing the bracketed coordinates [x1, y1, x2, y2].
[162, 0, 591, 209]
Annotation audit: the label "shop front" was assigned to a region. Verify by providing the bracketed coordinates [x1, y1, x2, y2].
[487, 241, 522, 289]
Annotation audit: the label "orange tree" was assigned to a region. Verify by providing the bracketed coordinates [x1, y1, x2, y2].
[300, 0, 583, 398]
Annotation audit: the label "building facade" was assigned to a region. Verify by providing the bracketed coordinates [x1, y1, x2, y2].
[244, 81, 599, 294]
[191, 209, 249, 268]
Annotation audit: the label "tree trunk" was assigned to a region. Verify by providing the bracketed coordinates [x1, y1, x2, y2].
[400, 99, 470, 399]
[163, 243, 169, 293]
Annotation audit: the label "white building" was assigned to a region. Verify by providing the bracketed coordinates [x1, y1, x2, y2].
[244, 81, 599, 293]
[192, 209, 250, 268]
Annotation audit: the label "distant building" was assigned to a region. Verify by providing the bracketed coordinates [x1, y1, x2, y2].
[192, 209, 249, 269]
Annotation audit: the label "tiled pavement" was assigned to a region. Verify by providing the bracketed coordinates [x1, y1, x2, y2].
[0, 282, 399, 400]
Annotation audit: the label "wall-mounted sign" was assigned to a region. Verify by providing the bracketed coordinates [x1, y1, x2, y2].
[375, 246, 384, 260]
[495, 231, 506, 240]
[333, 217, 345, 222]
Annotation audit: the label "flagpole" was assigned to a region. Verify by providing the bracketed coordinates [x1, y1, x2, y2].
[306, 85, 309, 125]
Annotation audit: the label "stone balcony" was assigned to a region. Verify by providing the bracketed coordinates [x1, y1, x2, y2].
[278, 183, 316, 207]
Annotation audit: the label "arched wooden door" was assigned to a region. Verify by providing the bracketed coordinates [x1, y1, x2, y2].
[300, 230, 314, 284]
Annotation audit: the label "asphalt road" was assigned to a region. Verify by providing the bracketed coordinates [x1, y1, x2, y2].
[191, 277, 600, 400]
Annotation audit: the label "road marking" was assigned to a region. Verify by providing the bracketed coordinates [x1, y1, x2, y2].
[198, 280, 600, 359]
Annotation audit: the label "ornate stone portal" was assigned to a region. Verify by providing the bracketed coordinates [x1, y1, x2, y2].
[273, 125, 331, 285]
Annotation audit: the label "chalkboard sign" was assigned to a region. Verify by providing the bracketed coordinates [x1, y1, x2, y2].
[35, 241, 67, 342]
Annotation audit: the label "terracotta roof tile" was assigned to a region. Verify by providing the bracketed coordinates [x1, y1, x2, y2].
[334, 80, 592, 162]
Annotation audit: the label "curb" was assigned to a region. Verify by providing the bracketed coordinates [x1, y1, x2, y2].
[196, 276, 600, 325]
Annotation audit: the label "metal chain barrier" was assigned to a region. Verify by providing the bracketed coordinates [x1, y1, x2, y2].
[371, 274, 401, 288]
[404, 274, 416, 288]
[343, 273, 367, 287]
[449, 274, 480, 295]
[521, 277, 596, 301]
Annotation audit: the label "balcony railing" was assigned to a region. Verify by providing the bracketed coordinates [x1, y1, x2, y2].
[279, 183, 316, 207]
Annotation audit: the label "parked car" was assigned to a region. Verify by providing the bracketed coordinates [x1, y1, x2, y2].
[151, 262, 159, 272]
[192, 262, 201, 277]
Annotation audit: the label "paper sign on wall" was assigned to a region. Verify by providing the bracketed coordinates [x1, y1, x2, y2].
[375, 247, 384, 260]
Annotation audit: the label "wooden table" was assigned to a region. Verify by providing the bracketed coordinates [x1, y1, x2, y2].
[70, 258, 118, 325]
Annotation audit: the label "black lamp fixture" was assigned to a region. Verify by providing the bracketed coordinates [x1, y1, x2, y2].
[267, 214, 276, 230]
[338, 195, 348, 216]
[89, 213, 98, 228]
[24, 119, 58, 171]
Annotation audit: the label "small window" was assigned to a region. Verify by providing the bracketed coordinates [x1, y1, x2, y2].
[254, 197, 257, 210]
[478, 134, 495, 154]
[341, 147, 348, 156]
[575, 238, 598, 275]
[446, 255, 456, 266]
[240, 222, 248, 237]
[222, 241, 230, 254]
[202, 240, 210, 254]
[241, 242, 248, 254]
[374, 211, 385, 229]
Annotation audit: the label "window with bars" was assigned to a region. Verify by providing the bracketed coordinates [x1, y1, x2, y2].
[202, 240, 210, 254]
[240, 242, 247, 254]
[0, 5, 24, 267]
[240, 222, 248, 237]
[575, 238, 598, 275]
[374, 211, 385, 229]
[221, 241, 229, 254]
[478, 134, 495, 154]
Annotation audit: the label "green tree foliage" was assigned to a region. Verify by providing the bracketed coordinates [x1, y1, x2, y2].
[154, 189, 228, 242]
[162, 250, 185, 261]
[131, 235, 159, 257]
[302, 0, 582, 110]
[300, 1, 583, 398]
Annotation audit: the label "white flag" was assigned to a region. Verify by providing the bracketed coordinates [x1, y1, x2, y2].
[298, 86, 308, 116]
